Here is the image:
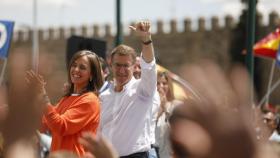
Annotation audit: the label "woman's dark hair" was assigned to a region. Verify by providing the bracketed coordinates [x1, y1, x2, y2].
[65, 50, 104, 96]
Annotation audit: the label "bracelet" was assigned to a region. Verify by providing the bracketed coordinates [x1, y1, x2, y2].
[142, 39, 152, 45]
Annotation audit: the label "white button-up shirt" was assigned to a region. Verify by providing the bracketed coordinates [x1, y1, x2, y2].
[99, 57, 157, 156]
[150, 92, 160, 145]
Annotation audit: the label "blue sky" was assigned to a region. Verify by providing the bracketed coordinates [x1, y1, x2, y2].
[0, 0, 279, 30]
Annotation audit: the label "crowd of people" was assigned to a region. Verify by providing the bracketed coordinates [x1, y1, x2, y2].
[0, 20, 280, 158]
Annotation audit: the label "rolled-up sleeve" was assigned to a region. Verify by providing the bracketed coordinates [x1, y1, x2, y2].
[138, 54, 157, 98]
[43, 98, 100, 136]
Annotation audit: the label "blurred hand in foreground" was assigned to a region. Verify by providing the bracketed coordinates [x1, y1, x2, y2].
[79, 132, 118, 158]
[169, 61, 273, 158]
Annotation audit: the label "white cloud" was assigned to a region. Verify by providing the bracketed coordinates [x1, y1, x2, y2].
[258, 0, 280, 13]
[41, 0, 78, 7]
[257, 2, 280, 24]
[221, 1, 243, 18]
[1, 0, 78, 7]
[258, 4, 270, 15]
[198, 0, 236, 4]
[1, 0, 27, 5]
[1, 0, 78, 8]
[1, 0, 32, 7]
[1, 0, 279, 28]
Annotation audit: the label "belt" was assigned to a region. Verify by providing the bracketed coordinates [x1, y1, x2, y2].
[120, 151, 149, 158]
[151, 144, 158, 149]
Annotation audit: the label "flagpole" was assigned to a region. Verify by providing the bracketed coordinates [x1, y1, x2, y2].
[258, 78, 280, 107]
[265, 60, 276, 105]
[115, 0, 122, 46]
[257, 36, 280, 107]
[32, 0, 39, 73]
[246, 0, 256, 105]
[0, 59, 7, 85]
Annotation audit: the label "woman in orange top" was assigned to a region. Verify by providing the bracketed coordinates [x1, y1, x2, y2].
[27, 50, 104, 157]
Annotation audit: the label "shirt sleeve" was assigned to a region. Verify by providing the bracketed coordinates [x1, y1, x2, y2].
[40, 115, 49, 133]
[40, 99, 63, 133]
[43, 96, 100, 136]
[138, 54, 157, 98]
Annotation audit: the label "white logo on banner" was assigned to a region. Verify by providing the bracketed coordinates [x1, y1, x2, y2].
[0, 23, 8, 49]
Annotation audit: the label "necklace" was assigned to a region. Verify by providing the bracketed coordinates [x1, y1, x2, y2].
[72, 87, 88, 96]
[71, 93, 80, 96]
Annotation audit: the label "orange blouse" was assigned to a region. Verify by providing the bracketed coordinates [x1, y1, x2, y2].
[41, 92, 100, 157]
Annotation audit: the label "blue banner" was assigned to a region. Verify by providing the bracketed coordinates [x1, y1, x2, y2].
[277, 43, 280, 68]
[0, 20, 14, 59]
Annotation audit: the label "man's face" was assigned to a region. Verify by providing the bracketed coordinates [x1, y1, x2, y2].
[264, 112, 277, 130]
[111, 54, 134, 88]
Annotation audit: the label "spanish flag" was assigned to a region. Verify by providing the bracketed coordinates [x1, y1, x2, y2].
[254, 27, 280, 58]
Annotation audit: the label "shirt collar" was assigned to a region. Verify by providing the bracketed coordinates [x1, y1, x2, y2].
[112, 76, 136, 93]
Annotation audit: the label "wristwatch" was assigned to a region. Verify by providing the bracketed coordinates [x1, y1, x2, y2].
[142, 39, 152, 45]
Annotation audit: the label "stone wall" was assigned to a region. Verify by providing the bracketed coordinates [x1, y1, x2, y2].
[8, 11, 280, 103]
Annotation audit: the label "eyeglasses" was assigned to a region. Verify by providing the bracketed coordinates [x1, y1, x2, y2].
[112, 63, 133, 69]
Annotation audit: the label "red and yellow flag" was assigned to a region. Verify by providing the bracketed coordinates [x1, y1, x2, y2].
[254, 27, 280, 58]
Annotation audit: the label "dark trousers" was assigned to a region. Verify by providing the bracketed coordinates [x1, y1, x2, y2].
[120, 151, 149, 158]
